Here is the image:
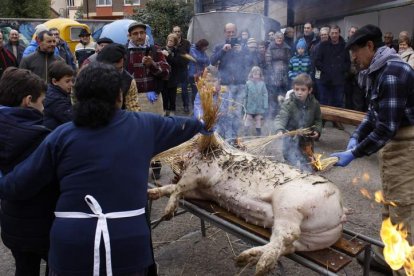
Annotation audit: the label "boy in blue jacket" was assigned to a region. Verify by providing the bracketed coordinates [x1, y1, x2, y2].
[43, 61, 75, 130]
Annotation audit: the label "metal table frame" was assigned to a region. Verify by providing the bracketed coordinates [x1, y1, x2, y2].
[148, 183, 384, 276]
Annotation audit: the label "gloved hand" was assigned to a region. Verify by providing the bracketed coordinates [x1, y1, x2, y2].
[330, 150, 356, 167]
[346, 137, 358, 150]
[199, 120, 216, 136]
[146, 91, 158, 103]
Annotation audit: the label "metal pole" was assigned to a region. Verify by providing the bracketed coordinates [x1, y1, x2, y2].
[264, 0, 269, 17]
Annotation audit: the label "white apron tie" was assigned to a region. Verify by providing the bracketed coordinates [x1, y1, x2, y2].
[55, 195, 145, 276]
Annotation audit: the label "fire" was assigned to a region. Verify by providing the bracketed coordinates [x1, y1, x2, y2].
[359, 188, 372, 199]
[380, 218, 414, 274]
[308, 150, 338, 171]
[362, 172, 370, 182]
[374, 190, 397, 207]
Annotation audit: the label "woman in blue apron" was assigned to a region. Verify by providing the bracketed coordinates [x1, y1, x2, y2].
[0, 62, 213, 276]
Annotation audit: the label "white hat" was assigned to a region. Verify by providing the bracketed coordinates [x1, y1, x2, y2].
[35, 24, 49, 36]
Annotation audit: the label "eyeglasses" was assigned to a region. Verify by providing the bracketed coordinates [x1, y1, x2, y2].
[52, 33, 59, 36]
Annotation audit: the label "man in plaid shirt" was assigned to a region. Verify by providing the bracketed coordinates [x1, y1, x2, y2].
[332, 25, 414, 274]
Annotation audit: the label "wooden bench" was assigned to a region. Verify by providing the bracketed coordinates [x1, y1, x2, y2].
[149, 188, 385, 276]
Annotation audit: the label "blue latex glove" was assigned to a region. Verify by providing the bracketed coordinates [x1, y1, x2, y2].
[199, 120, 216, 136]
[146, 91, 158, 103]
[346, 137, 358, 150]
[330, 150, 356, 167]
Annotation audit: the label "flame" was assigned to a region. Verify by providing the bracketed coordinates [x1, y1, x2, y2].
[352, 177, 359, 185]
[362, 172, 370, 182]
[374, 190, 398, 207]
[360, 188, 372, 199]
[312, 153, 323, 171]
[380, 218, 414, 274]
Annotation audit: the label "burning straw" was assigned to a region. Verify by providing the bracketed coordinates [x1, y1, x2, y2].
[196, 69, 222, 152]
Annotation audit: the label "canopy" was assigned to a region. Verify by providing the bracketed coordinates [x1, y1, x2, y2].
[100, 19, 154, 45]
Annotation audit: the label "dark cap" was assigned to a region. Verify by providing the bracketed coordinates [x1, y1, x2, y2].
[128, 21, 146, 33]
[97, 43, 126, 64]
[96, 37, 113, 45]
[345, 24, 382, 50]
[79, 29, 91, 37]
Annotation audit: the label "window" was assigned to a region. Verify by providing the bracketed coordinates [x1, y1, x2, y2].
[97, 0, 112, 6]
[124, 0, 140, 5]
[67, 0, 74, 7]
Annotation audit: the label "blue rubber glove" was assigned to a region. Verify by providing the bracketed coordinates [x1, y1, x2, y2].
[330, 150, 356, 167]
[199, 120, 216, 136]
[346, 137, 358, 150]
[146, 91, 158, 103]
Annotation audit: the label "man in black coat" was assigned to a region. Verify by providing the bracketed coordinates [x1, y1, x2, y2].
[315, 25, 351, 129]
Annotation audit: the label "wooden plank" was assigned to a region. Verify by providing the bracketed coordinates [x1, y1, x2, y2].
[320, 105, 365, 126]
[188, 199, 353, 272]
[332, 236, 366, 257]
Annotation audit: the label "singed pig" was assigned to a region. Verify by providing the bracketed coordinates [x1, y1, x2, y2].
[148, 134, 346, 276]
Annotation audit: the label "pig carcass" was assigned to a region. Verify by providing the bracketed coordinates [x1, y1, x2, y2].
[148, 134, 346, 276]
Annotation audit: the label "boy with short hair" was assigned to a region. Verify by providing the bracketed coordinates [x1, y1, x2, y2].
[43, 61, 75, 130]
[0, 67, 58, 275]
[274, 73, 322, 171]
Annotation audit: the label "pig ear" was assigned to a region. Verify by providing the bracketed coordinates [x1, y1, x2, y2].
[259, 192, 273, 203]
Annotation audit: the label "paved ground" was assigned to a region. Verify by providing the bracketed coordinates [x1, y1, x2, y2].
[0, 96, 388, 275]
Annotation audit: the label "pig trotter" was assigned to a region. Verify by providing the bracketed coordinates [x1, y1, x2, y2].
[164, 193, 180, 219]
[235, 246, 265, 267]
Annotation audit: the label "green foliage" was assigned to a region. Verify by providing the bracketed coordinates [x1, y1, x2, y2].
[132, 0, 194, 45]
[0, 0, 50, 18]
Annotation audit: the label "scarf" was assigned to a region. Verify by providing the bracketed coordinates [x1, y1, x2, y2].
[358, 46, 403, 94]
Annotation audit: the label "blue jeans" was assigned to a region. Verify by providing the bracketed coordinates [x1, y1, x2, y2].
[316, 82, 345, 107]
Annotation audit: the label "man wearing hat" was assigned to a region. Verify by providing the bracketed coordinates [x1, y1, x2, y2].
[97, 43, 140, 112]
[82, 37, 113, 67]
[125, 21, 170, 180]
[75, 29, 96, 68]
[331, 24, 414, 275]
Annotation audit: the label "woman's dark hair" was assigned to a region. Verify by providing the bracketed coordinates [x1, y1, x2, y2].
[73, 62, 122, 128]
[195, 39, 209, 51]
[0, 67, 47, 107]
[48, 61, 75, 83]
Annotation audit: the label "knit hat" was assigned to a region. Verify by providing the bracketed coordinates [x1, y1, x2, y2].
[247, 38, 257, 48]
[345, 24, 383, 50]
[97, 43, 126, 64]
[296, 38, 307, 50]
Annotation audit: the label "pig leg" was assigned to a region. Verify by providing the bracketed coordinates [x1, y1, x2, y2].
[164, 172, 212, 219]
[236, 212, 303, 276]
[148, 185, 176, 200]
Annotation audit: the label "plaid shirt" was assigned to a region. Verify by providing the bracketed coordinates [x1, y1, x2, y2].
[352, 61, 414, 157]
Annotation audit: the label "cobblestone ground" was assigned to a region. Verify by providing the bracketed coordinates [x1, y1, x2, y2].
[1, 94, 386, 275]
